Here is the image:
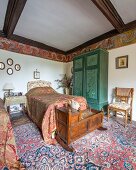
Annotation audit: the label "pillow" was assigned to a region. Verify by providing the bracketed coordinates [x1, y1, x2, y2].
[73, 97, 87, 111]
[69, 100, 80, 111]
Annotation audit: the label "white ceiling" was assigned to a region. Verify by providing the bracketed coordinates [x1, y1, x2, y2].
[14, 0, 113, 51]
[0, 0, 8, 30]
[111, 0, 136, 24]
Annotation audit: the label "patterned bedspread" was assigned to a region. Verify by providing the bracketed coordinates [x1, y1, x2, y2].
[26, 87, 87, 144]
[0, 99, 24, 169]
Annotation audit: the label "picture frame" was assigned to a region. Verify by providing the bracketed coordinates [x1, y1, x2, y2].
[7, 58, 13, 66]
[15, 64, 21, 71]
[34, 69, 40, 79]
[0, 62, 5, 70]
[116, 55, 128, 69]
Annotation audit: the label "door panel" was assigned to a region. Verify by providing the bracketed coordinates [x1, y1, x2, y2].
[86, 54, 98, 67]
[73, 71, 83, 96]
[73, 57, 84, 96]
[86, 68, 98, 100]
[74, 58, 83, 69]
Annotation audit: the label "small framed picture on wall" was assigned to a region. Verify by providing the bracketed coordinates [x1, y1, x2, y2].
[116, 55, 128, 69]
[34, 69, 40, 79]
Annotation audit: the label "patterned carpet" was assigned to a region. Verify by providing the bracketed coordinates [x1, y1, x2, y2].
[10, 112, 136, 170]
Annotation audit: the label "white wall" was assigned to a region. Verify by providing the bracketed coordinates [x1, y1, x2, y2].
[66, 44, 136, 121]
[66, 61, 73, 77]
[0, 49, 67, 98]
[108, 44, 136, 121]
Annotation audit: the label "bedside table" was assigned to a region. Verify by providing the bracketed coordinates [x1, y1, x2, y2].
[4, 95, 26, 113]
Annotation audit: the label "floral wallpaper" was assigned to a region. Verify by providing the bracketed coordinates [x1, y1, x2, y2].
[0, 28, 136, 62]
[66, 28, 136, 62]
[0, 37, 68, 62]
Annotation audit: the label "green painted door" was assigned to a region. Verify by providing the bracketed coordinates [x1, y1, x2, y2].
[73, 48, 108, 111]
[73, 56, 84, 96]
[85, 53, 99, 106]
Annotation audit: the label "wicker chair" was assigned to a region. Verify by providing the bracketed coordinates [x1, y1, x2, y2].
[107, 87, 134, 127]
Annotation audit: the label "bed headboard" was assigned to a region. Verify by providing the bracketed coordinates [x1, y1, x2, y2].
[27, 80, 52, 91]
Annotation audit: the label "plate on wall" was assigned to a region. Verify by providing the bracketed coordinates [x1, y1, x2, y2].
[7, 58, 13, 66]
[7, 68, 13, 75]
[15, 64, 21, 71]
[0, 62, 5, 70]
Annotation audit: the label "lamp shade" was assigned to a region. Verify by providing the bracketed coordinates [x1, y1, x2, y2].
[3, 83, 14, 90]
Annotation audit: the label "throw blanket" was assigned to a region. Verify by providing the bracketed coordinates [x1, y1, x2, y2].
[26, 87, 87, 144]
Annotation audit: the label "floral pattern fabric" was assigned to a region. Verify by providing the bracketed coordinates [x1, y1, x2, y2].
[0, 99, 24, 170]
[26, 87, 87, 144]
[109, 102, 130, 110]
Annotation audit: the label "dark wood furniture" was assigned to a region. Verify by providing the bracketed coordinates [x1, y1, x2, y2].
[55, 107, 104, 152]
[73, 48, 108, 111]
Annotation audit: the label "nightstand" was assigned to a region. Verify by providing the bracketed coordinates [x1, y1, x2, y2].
[4, 95, 26, 113]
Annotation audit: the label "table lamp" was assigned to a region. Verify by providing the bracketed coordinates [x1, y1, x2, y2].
[3, 83, 14, 97]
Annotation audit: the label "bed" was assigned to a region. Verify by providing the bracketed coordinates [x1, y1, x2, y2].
[0, 99, 23, 169]
[26, 80, 87, 145]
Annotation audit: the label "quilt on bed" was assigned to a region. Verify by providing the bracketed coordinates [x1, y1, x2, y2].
[0, 99, 24, 170]
[26, 87, 87, 144]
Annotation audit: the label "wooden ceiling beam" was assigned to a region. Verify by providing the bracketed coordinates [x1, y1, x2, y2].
[91, 0, 125, 33]
[0, 30, 6, 37]
[3, 0, 27, 37]
[123, 20, 136, 32]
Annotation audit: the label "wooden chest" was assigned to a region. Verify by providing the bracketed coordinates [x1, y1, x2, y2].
[55, 107, 103, 151]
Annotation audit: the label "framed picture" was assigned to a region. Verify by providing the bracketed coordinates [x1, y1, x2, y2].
[7, 58, 13, 66]
[116, 55, 128, 69]
[15, 64, 21, 71]
[34, 69, 40, 79]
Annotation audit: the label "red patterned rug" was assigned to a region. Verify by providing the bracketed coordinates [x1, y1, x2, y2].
[11, 112, 136, 170]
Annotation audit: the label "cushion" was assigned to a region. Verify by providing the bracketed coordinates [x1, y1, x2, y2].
[72, 97, 87, 111]
[109, 102, 130, 110]
[70, 100, 80, 110]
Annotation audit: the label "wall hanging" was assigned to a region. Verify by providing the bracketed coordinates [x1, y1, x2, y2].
[7, 58, 13, 66]
[7, 68, 13, 75]
[34, 69, 40, 79]
[116, 55, 128, 69]
[0, 62, 5, 70]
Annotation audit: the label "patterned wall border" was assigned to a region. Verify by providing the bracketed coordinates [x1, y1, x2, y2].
[0, 28, 136, 62]
[0, 37, 68, 62]
[66, 28, 136, 62]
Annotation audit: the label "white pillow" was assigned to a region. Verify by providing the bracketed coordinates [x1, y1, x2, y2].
[70, 99, 80, 110]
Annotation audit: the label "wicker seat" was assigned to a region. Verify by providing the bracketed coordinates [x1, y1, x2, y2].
[107, 87, 134, 127]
